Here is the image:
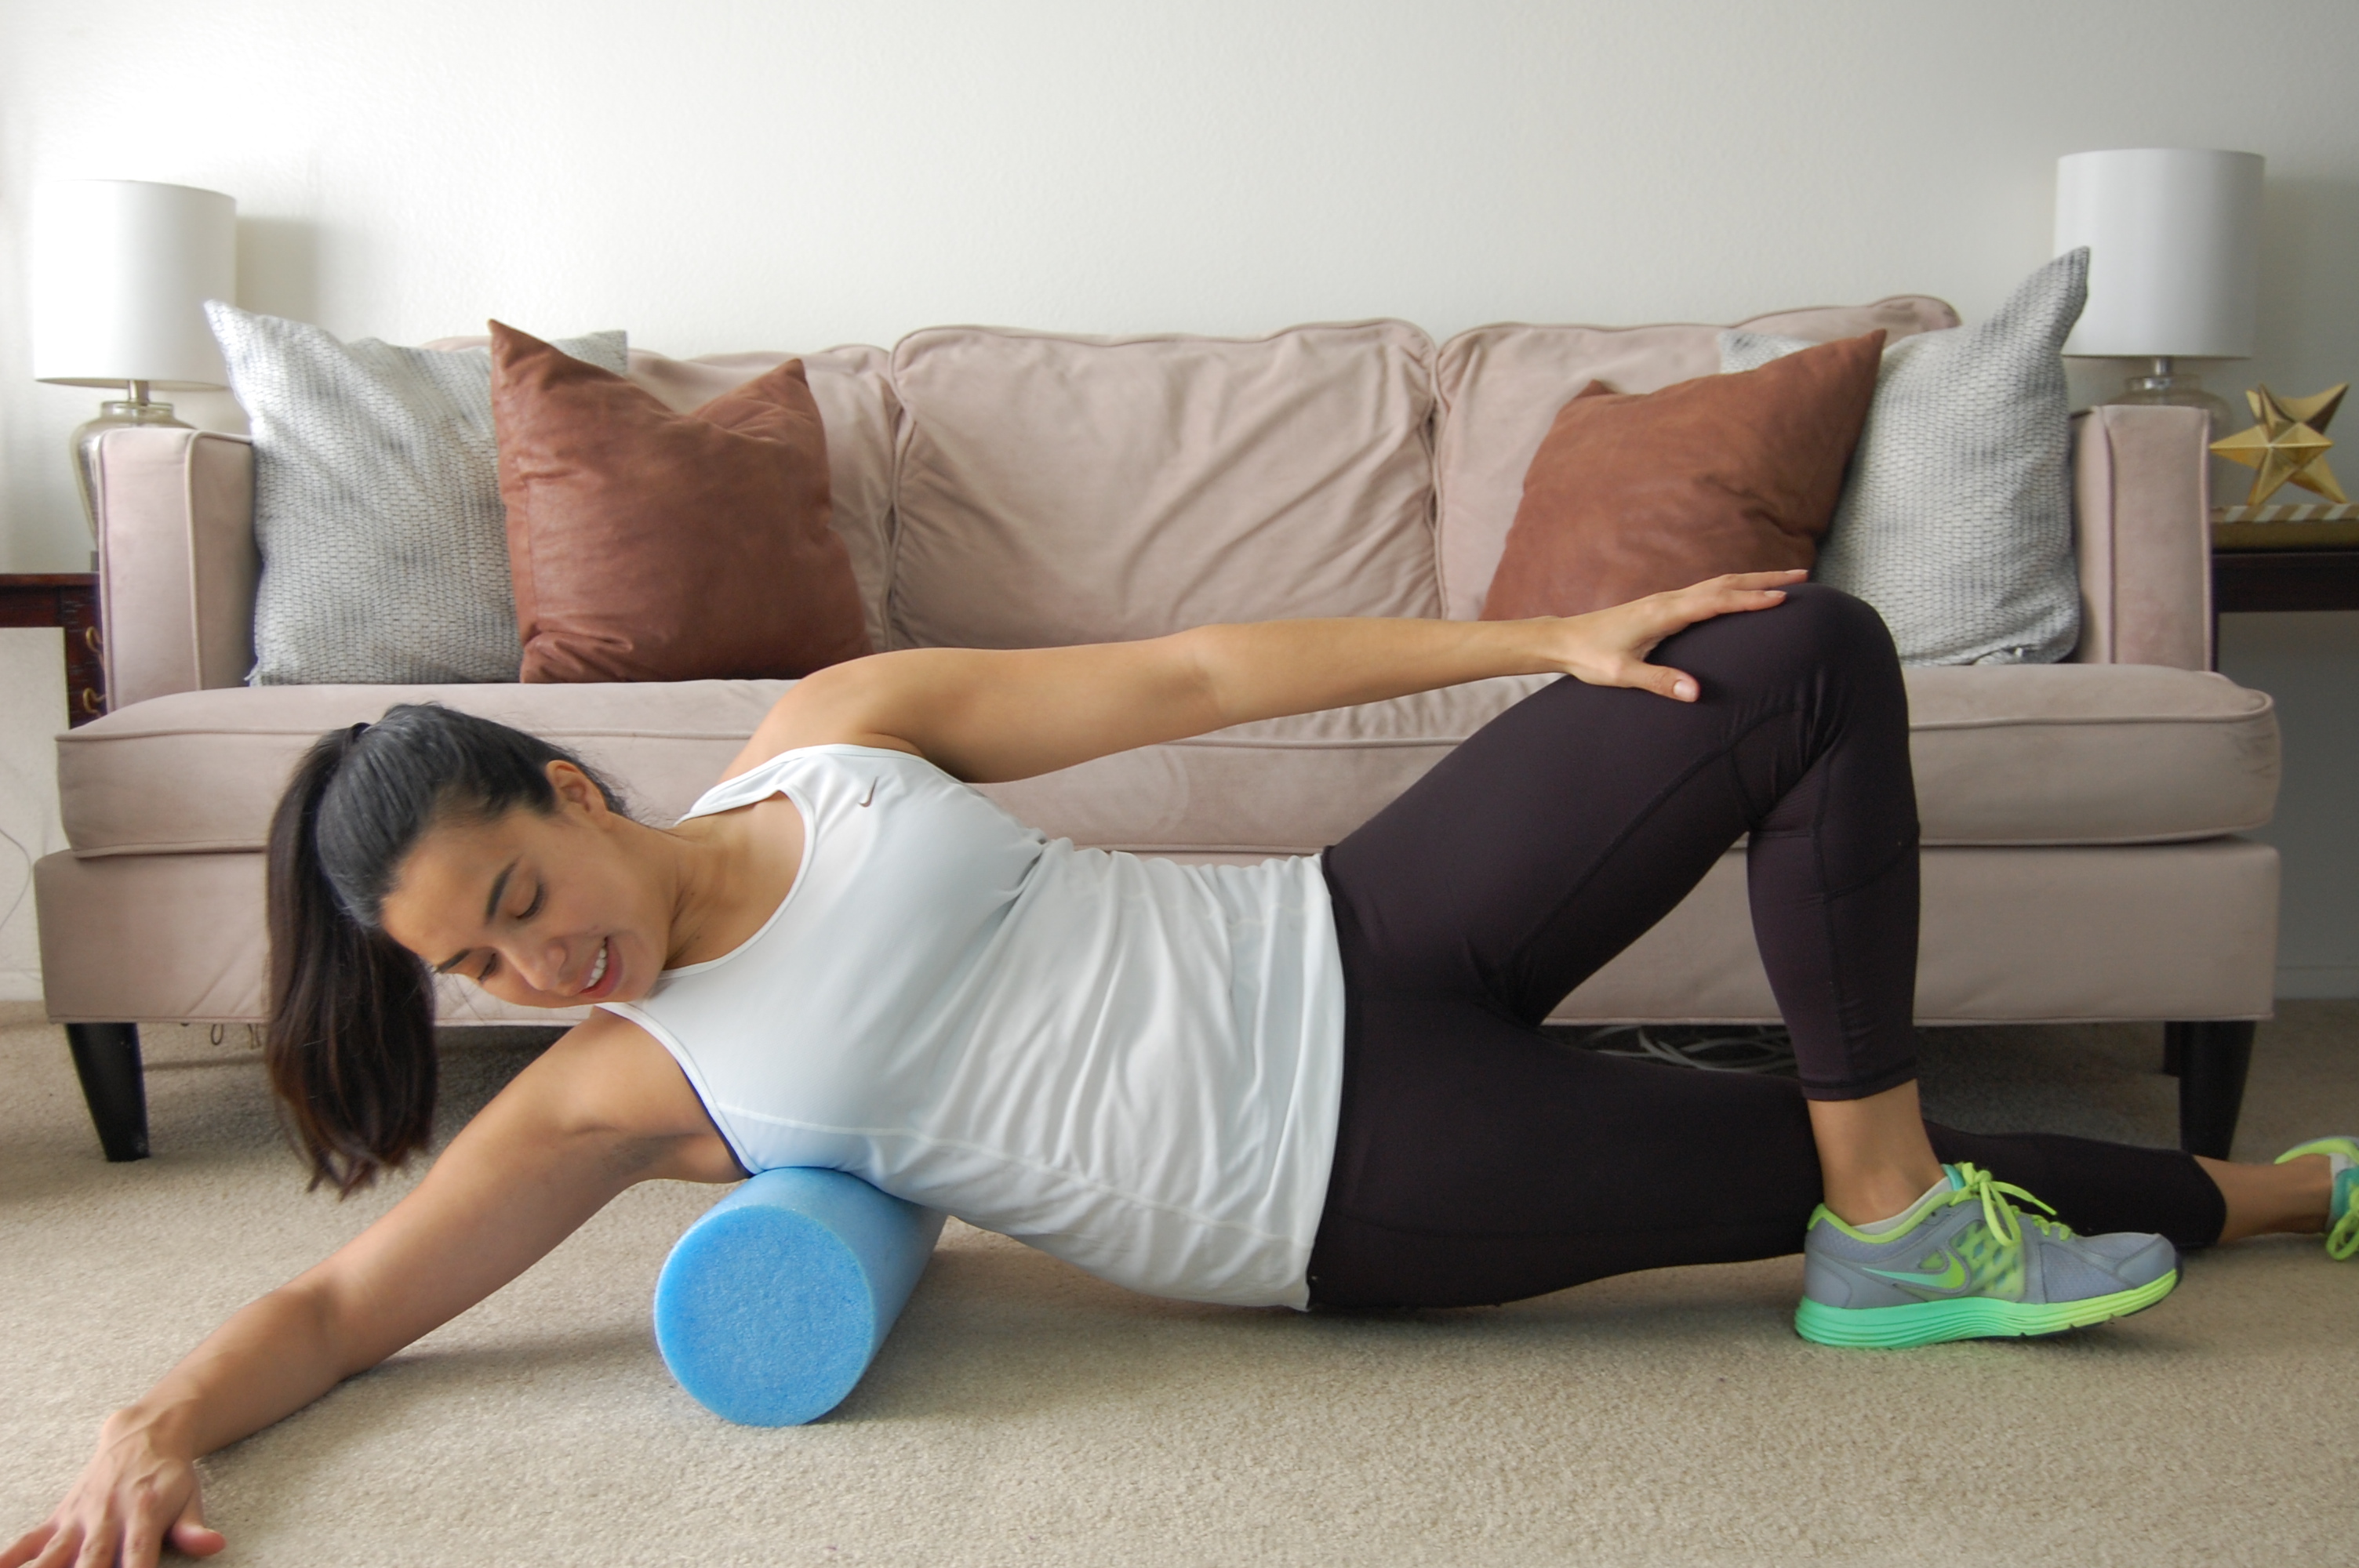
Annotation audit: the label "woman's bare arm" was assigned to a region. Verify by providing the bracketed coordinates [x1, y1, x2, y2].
[5, 1014, 731, 1568]
[727, 571, 1805, 784]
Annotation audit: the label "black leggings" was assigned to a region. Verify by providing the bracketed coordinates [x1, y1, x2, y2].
[1307, 586, 2225, 1310]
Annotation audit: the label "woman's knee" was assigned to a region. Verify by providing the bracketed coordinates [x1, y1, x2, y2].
[1687, 583, 1900, 686]
[1760, 583, 1895, 658]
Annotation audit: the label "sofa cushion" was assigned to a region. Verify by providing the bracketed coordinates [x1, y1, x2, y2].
[60, 665, 2274, 862]
[427, 337, 900, 655]
[62, 681, 787, 858]
[209, 305, 631, 684]
[489, 326, 871, 683]
[1901, 665, 2274, 844]
[1723, 252, 2088, 666]
[887, 321, 1444, 650]
[1480, 332, 1884, 619]
[1433, 296, 1961, 621]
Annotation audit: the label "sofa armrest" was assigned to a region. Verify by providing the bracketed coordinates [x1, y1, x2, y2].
[2070, 404, 2212, 670]
[93, 427, 258, 707]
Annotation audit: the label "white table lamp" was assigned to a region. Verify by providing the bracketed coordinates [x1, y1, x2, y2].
[2054, 148, 2263, 428]
[31, 180, 238, 553]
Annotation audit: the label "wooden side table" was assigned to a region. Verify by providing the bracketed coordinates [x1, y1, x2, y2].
[0, 572, 104, 724]
[2188, 530, 2359, 1157]
[2212, 539, 2359, 681]
[2214, 548, 2359, 614]
[2212, 503, 2359, 617]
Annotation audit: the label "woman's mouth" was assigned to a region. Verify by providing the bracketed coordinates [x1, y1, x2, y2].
[580, 938, 614, 998]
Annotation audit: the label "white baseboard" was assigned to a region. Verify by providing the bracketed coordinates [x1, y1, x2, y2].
[2276, 965, 2359, 1000]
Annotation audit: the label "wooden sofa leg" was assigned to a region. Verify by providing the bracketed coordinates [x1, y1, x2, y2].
[64, 1023, 150, 1162]
[2165, 1020, 2255, 1160]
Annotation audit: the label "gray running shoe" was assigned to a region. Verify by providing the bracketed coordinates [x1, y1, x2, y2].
[1795, 1162, 2178, 1348]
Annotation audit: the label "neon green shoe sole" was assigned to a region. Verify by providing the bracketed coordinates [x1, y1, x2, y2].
[1794, 1269, 2179, 1348]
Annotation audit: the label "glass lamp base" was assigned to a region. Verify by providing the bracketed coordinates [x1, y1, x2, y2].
[2099, 358, 2233, 432]
[71, 383, 192, 566]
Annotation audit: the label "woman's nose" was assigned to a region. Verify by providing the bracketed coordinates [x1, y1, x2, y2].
[514, 941, 570, 994]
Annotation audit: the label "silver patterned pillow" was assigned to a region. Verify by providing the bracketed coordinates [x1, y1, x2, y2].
[1720, 250, 2088, 666]
[205, 303, 627, 684]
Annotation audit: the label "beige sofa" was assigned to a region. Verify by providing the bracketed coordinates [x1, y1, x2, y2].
[38, 301, 2281, 1168]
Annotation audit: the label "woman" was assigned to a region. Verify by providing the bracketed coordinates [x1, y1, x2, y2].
[13, 573, 2349, 1567]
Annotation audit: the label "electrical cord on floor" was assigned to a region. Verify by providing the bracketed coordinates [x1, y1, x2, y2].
[1574, 1023, 1798, 1075]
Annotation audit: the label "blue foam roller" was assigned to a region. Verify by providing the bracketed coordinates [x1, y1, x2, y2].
[652, 1167, 945, 1426]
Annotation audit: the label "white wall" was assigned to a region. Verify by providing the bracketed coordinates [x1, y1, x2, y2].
[0, 630, 67, 1000]
[3, 0, 2357, 990]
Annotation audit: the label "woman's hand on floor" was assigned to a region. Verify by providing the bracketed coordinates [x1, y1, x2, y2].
[1549, 570, 1806, 702]
[6, 1022, 707, 1568]
[2, 1409, 224, 1568]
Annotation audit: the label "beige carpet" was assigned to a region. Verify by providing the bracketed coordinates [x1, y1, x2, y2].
[2, 1002, 2353, 1566]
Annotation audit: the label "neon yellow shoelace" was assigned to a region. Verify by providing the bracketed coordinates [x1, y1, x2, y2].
[2330, 1198, 2358, 1261]
[1946, 1162, 2061, 1250]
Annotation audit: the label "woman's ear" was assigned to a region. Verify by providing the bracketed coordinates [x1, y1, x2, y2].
[546, 760, 611, 820]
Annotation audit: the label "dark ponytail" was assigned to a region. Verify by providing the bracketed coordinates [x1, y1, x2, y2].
[264, 705, 623, 1196]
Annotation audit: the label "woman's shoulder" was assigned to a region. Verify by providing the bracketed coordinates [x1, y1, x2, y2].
[728, 741, 947, 789]
[687, 742, 938, 823]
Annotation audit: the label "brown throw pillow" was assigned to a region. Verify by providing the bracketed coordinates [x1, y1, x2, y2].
[490, 321, 872, 682]
[1479, 330, 1885, 620]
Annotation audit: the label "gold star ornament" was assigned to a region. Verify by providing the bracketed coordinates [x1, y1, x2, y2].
[2210, 383, 2348, 506]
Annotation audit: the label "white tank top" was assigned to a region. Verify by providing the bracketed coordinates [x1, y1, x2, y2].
[603, 745, 1347, 1308]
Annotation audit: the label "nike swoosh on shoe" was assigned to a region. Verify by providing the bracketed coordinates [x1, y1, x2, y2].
[1863, 1254, 1968, 1292]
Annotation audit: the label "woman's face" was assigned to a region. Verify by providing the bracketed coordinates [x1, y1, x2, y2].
[376, 763, 670, 1011]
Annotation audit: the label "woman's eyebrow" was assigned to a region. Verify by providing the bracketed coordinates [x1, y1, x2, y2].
[482, 860, 518, 924]
[432, 858, 522, 973]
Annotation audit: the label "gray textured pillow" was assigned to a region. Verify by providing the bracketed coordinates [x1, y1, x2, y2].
[1720, 250, 2088, 666]
[205, 303, 627, 684]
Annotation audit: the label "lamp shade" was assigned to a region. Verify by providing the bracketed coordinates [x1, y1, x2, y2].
[31, 180, 238, 390]
[2055, 149, 2261, 360]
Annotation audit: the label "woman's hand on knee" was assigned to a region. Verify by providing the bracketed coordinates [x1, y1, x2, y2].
[1547, 570, 1805, 702]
